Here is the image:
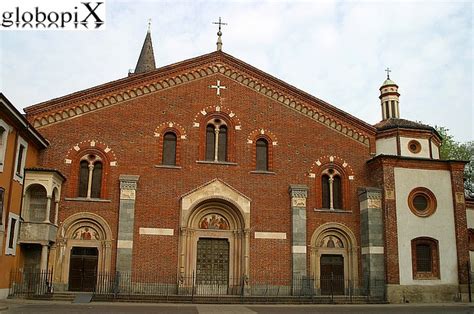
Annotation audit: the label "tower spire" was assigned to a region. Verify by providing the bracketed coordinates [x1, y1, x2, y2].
[213, 17, 227, 51]
[134, 20, 156, 74]
[379, 69, 400, 120]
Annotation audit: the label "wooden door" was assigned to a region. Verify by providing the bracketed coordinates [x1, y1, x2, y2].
[320, 254, 344, 295]
[68, 247, 98, 292]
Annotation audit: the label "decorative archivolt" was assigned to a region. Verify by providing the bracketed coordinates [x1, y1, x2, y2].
[192, 104, 241, 129]
[31, 62, 370, 146]
[246, 128, 278, 145]
[308, 155, 355, 180]
[60, 212, 113, 241]
[154, 121, 187, 139]
[64, 139, 118, 166]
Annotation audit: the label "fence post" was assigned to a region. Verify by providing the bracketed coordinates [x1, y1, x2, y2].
[468, 261, 472, 303]
[191, 271, 195, 303]
[332, 273, 336, 303]
[349, 279, 352, 303]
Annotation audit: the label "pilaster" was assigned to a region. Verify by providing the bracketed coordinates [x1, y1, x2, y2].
[116, 175, 139, 273]
[289, 184, 308, 288]
[358, 187, 385, 297]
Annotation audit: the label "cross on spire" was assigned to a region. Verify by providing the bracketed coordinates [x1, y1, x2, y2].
[213, 17, 227, 51]
[385, 67, 391, 79]
[210, 80, 226, 96]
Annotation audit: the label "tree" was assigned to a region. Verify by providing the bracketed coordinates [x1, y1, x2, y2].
[436, 126, 474, 197]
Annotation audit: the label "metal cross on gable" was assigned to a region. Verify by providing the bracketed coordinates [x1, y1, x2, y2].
[210, 80, 226, 96]
[213, 17, 227, 33]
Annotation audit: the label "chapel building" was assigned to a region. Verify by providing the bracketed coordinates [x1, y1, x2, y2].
[0, 27, 470, 303]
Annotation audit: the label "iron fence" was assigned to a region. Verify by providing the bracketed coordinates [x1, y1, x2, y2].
[9, 270, 385, 302]
[9, 270, 53, 297]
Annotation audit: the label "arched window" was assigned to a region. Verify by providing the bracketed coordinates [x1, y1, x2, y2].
[27, 185, 48, 222]
[205, 118, 228, 162]
[469, 229, 474, 251]
[256, 138, 268, 171]
[411, 237, 439, 279]
[91, 161, 102, 198]
[218, 125, 227, 162]
[78, 160, 89, 197]
[206, 125, 216, 161]
[321, 169, 343, 210]
[162, 132, 177, 166]
[78, 154, 103, 199]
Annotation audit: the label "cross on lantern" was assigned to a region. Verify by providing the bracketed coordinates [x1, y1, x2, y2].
[210, 80, 226, 96]
[385, 67, 391, 79]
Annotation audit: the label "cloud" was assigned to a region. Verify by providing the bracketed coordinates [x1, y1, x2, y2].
[1, 0, 471, 141]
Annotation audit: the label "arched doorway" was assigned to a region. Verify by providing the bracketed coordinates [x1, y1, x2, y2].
[179, 179, 251, 295]
[182, 200, 245, 294]
[52, 213, 112, 292]
[310, 223, 359, 295]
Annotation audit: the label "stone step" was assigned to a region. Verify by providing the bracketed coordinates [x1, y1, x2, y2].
[16, 293, 386, 304]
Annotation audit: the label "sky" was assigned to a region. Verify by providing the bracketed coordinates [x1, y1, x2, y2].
[0, 0, 472, 142]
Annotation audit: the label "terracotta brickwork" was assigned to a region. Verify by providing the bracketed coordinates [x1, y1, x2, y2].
[26, 54, 375, 280]
[16, 51, 468, 301]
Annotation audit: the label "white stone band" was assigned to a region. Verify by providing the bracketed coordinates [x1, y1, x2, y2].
[361, 246, 384, 255]
[117, 240, 133, 249]
[292, 245, 307, 254]
[254, 232, 287, 239]
[139, 228, 174, 236]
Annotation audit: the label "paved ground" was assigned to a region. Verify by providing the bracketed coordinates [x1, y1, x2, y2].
[0, 300, 473, 314]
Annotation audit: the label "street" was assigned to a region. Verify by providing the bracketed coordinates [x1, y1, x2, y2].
[1, 300, 473, 314]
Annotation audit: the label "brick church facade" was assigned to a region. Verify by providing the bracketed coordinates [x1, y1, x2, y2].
[0, 29, 469, 302]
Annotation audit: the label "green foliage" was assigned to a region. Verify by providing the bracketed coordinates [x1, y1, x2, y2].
[435, 126, 474, 196]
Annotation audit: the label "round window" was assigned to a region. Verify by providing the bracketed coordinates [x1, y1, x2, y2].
[408, 187, 437, 217]
[408, 140, 421, 154]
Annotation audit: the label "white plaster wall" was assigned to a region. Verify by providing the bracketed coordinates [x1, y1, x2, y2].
[400, 137, 430, 158]
[376, 137, 397, 156]
[467, 209, 474, 228]
[0, 288, 8, 299]
[431, 143, 440, 159]
[468, 209, 474, 271]
[470, 251, 474, 272]
[394, 168, 458, 285]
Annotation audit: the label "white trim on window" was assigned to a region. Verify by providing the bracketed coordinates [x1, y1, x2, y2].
[13, 136, 28, 184]
[5, 212, 19, 255]
[0, 119, 11, 173]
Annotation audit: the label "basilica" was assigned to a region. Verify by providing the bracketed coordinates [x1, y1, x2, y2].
[0, 26, 471, 303]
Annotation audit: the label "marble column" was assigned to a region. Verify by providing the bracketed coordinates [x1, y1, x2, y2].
[358, 187, 385, 297]
[116, 175, 139, 273]
[289, 184, 309, 293]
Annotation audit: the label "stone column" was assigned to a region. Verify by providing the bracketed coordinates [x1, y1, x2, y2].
[358, 187, 385, 297]
[116, 175, 139, 273]
[44, 197, 52, 223]
[289, 184, 308, 293]
[40, 244, 48, 271]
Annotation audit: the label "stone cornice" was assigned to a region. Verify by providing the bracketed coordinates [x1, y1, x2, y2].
[25, 51, 375, 146]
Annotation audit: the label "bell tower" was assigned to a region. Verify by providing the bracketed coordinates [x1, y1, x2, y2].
[379, 68, 400, 120]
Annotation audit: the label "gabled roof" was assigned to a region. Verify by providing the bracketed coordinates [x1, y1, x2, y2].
[24, 51, 376, 146]
[0, 93, 48, 149]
